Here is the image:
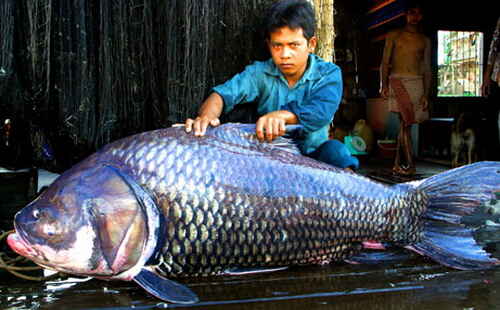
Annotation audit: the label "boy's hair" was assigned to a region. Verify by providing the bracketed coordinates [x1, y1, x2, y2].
[263, 0, 316, 40]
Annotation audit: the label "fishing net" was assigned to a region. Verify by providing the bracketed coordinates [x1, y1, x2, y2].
[0, 0, 274, 170]
[0, 0, 31, 168]
[0, 0, 15, 101]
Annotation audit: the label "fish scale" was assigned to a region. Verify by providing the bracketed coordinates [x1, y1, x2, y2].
[143, 172, 412, 277]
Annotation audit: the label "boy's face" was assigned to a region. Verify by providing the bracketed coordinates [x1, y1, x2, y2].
[267, 26, 316, 82]
[406, 7, 423, 25]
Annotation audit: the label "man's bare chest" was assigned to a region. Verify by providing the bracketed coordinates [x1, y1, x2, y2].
[394, 33, 426, 56]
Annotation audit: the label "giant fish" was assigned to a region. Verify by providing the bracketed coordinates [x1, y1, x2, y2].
[7, 123, 500, 304]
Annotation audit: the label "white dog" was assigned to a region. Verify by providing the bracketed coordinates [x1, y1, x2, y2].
[450, 114, 477, 168]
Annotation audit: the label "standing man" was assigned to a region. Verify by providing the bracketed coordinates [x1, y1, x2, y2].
[379, 2, 431, 175]
[481, 16, 500, 156]
[184, 0, 359, 170]
[482, 16, 500, 98]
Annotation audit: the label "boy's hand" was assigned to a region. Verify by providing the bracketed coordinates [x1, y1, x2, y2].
[256, 110, 297, 142]
[185, 116, 220, 136]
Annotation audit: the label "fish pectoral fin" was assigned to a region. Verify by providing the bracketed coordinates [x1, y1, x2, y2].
[133, 268, 199, 304]
[224, 266, 288, 276]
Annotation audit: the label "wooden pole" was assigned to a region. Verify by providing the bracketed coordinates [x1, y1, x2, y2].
[312, 0, 335, 62]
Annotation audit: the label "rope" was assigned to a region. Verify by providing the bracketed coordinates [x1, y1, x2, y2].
[0, 230, 61, 281]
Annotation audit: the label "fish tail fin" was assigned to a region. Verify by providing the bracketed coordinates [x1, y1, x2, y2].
[408, 161, 500, 270]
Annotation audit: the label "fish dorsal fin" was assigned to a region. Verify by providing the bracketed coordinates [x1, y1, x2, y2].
[224, 266, 288, 275]
[133, 268, 199, 304]
[209, 123, 304, 155]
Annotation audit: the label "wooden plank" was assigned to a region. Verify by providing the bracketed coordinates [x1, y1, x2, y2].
[367, 0, 398, 15]
[370, 34, 388, 42]
[368, 12, 405, 30]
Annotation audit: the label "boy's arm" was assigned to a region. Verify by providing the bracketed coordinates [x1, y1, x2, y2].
[185, 92, 224, 136]
[185, 63, 260, 136]
[255, 110, 298, 142]
[284, 65, 342, 134]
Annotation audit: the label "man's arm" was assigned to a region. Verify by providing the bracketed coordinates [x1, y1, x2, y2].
[380, 32, 395, 98]
[482, 64, 494, 97]
[421, 36, 432, 109]
[185, 92, 223, 136]
[482, 17, 500, 97]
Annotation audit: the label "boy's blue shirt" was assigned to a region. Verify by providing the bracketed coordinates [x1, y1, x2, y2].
[212, 54, 342, 154]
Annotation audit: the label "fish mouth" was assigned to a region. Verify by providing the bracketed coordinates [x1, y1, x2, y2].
[7, 219, 44, 260]
[7, 230, 38, 259]
[7, 231, 58, 272]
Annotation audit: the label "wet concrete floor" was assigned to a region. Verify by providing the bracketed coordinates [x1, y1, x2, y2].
[1, 159, 500, 309]
[1, 252, 499, 309]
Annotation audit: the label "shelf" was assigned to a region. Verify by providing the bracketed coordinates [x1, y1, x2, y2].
[371, 34, 388, 42]
[368, 12, 405, 30]
[367, 0, 398, 15]
[366, 0, 406, 31]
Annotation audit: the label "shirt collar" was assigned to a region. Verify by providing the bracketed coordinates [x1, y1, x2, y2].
[264, 54, 322, 83]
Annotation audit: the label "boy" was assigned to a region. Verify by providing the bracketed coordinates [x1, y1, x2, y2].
[184, 0, 358, 169]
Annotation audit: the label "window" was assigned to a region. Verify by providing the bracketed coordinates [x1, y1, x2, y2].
[437, 30, 484, 97]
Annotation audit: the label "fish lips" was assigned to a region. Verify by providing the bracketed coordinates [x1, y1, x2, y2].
[7, 228, 39, 260]
[8, 214, 50, 262]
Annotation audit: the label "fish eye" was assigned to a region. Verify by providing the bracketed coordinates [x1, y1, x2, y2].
[33, 209, 40, 219]
[45, 227, 56, 237]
